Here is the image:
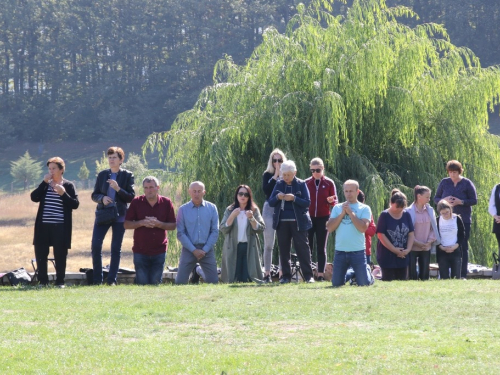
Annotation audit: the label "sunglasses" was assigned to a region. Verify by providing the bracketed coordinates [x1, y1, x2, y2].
[310, 168, 322, 173]
[238, 192, 250, 198]
[272, 159, 283, 163]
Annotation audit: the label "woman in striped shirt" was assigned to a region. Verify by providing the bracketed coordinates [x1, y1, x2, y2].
[31, 157, 79, 287]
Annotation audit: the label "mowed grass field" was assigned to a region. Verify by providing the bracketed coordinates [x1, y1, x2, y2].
[1, 281, 500, 374]
[0, 189, 182, 274]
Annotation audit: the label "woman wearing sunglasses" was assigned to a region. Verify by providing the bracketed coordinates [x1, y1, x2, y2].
[261, 148, 287, 282]
[305, 157, 337, 281]
[220, 185, 265, 283]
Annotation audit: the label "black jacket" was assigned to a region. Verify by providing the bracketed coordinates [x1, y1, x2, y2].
[91, 168, 135, 218]
[31, 180, 80, 248]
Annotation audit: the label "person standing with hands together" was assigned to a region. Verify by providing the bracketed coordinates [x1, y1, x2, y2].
[220, 185, 265, 283]
[434, 160, 477, 279]
[91, 146, 135, 285]
[31, 157, 79, 287]
[261, 148, 287, 282]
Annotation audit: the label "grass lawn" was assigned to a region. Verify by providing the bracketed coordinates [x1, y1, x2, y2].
[1, 280, 500, 374]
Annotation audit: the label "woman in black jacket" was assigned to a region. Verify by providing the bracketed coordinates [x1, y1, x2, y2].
[91, 146, 135, 285]
[31, 157, 79, 287]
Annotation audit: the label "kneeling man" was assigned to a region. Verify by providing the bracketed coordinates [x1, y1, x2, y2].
[327, 179, 372, 287]
[124, 176, 176, 285]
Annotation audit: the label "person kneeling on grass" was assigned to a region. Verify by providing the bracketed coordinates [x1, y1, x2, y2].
[327, 180, 373, 287]
[124, 176, 176, 285]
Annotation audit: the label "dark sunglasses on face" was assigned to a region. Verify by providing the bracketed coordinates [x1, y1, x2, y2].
[310, 168, 322, 173]
[272, 159, 283, 163]
[238, 192, 250, 197]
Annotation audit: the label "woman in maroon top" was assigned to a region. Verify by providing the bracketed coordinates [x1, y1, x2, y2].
[305, 157, 337, 281]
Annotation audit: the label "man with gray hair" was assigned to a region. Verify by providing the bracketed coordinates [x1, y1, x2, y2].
[124, 176, 177, 285]
[175, 181, 219, 284]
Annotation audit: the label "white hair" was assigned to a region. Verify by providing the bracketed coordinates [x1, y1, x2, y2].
[142, 176, 160, 187]
[281, 160, 297, 173]
[189, 181, 205, 190]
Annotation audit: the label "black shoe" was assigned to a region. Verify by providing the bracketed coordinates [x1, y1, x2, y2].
[317, 276, 325, 282]
[279, 278, 290, 284]
[189, 266, 200, 284]
[263, 275, 272, 283]
[55, 284, 66, 289]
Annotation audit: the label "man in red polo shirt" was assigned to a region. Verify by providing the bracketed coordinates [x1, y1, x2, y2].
[124, 176, 176, 285]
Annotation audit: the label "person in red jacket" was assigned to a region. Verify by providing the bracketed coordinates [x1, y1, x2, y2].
[305, 157, 337, 281]
[357, 190, 376, 264]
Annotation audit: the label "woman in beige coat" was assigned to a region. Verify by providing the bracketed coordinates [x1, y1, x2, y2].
[220, 185, 265, 283]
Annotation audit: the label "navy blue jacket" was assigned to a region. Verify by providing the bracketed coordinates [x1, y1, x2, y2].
[268, 177, 312, 231]
[92, 168, 135, 218]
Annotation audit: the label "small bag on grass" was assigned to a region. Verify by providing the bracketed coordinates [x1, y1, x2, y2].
[7, 268, 32, 286]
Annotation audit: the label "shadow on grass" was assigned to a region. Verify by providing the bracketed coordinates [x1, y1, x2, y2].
[0, 218, 30, 226]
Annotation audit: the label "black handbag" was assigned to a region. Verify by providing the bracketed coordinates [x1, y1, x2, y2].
[95, 203, 119, 225]
[7, 267, 32, 286]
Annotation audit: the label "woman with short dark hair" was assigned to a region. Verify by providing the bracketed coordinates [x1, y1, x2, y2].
[376, 189, 415, 281]
[91, 146, 135, 285]
[220, 185, 265, 283]
[434, 160, 477, 278]
[31, 157, 79, 287]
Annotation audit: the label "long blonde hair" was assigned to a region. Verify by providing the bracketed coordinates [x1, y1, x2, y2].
[264, 148, 287, 174]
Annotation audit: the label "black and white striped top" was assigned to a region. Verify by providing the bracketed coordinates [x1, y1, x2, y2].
[42, 187, 64, 223]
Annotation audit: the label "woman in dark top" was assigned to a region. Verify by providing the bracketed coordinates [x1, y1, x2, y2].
[436, 199, 465, 279]
[91, 146, 135, 285]
[488, 183, 500, 259]
[31, 157, 79, 287]
[261, 148, 287, 283]
[376, 189, 415, 281]
[434, 160, 477, 279]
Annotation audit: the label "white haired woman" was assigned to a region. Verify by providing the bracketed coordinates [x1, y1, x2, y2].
[261, 148, 287, 283]
[268, 160, 314, 283]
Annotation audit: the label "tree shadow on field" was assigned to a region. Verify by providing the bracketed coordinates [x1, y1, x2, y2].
[0, 218, 30, 226]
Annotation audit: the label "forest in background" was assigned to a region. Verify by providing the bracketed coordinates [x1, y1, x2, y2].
[0, 0, 499, 145]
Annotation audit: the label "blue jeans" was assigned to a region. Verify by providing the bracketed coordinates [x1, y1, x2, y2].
[91, 220, 126, 284]
[133, 252, 166, 285]
[332, 250, 369, 287]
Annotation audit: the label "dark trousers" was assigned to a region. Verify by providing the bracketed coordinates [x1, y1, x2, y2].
[409, 251, 430, 280]
[438, 250, 462, 279]
[381, 267, 408, 281]
[34, 223, 68, 285]
[91, 220, 126, 284]
[235, 242, 250, 282]
[461, 223, 471, 278]
[308, 216, 329, 273]
[496, 232, 500, 259]
[276, 221, 313, 280]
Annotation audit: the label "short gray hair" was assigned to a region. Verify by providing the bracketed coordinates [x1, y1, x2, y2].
[281, 160, 297, 173]
[142, 176, 160, 187]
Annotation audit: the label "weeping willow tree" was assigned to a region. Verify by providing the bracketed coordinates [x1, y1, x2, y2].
[145, 0, 500, 265]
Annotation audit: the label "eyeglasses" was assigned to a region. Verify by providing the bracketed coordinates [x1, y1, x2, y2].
[272, 159, 283, 163]
[310, 168, 322, 173]
[238, 192, 250, 198]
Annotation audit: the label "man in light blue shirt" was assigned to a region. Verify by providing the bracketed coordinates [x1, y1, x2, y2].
[327, 180, 372, 287]
[175, 181, 219, 284]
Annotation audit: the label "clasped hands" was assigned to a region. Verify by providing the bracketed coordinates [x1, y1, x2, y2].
[141, 216, 161, 228]
[394, 247, 411, 258]
[277, 193, 295, 201]
[230, 207, 255, 220]
[444, 195, 463, 207]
